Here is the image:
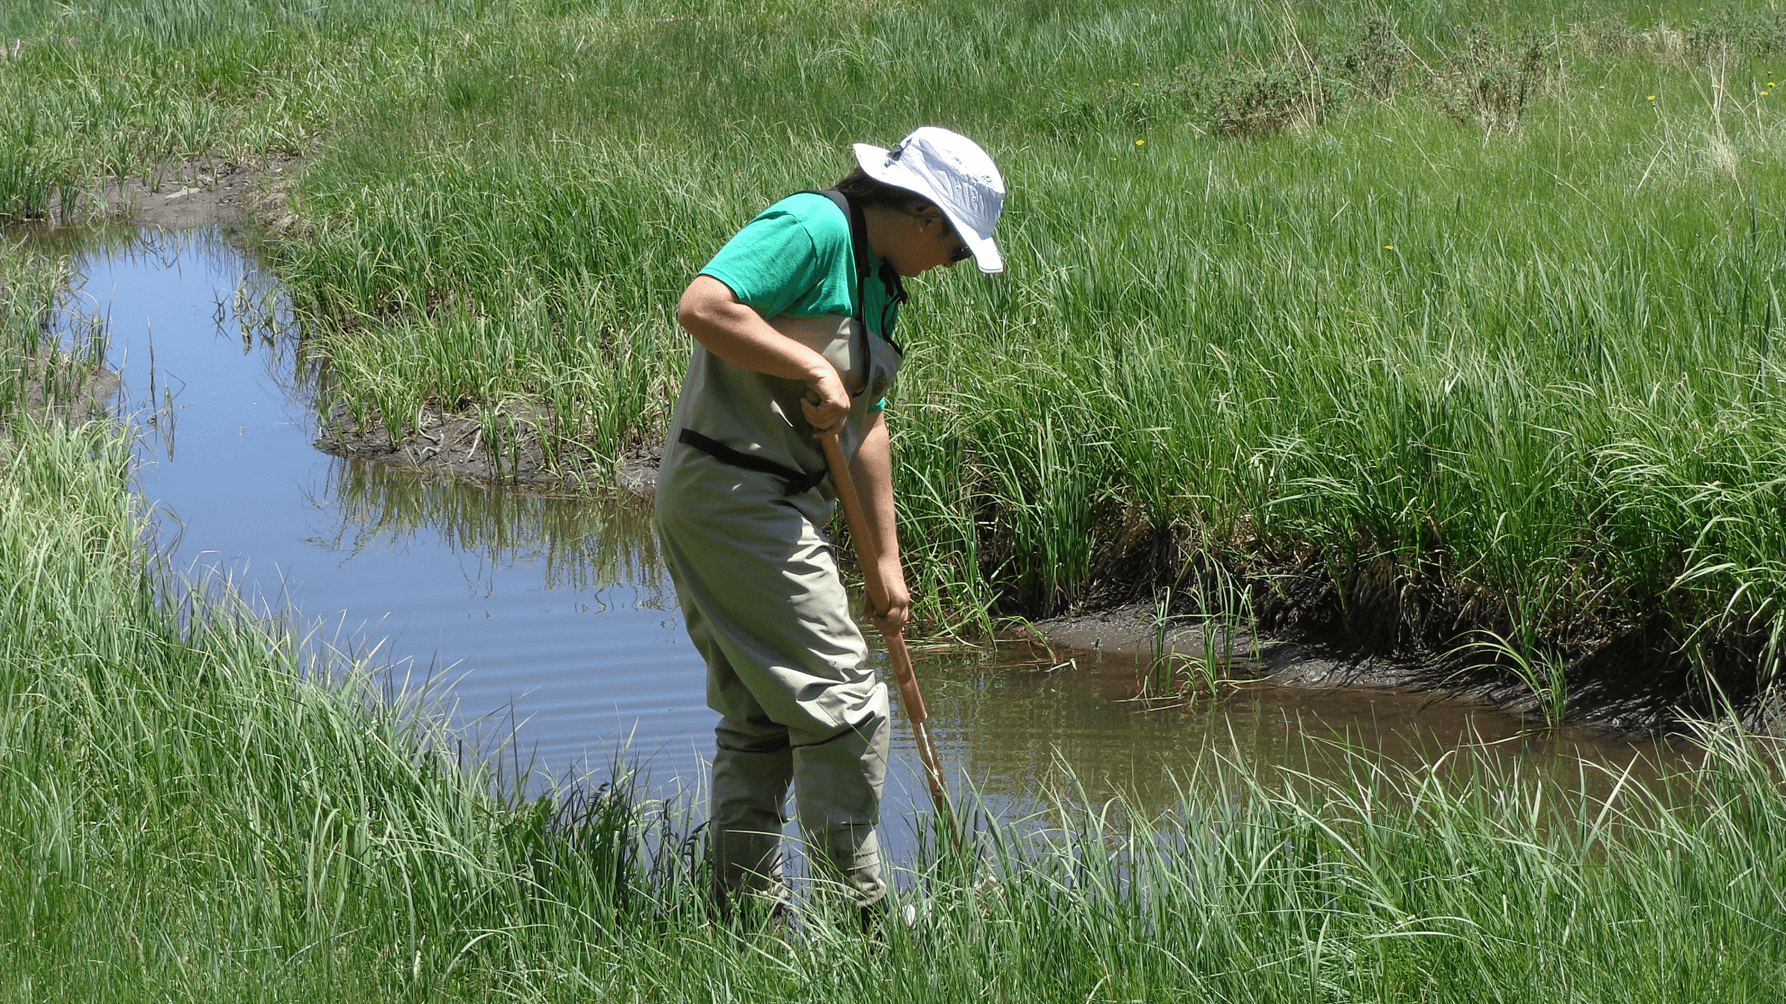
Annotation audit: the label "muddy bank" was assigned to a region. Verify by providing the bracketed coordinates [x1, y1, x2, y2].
[3, 348, 121, 430]
[1026, 601, 1781, 736]
[1028, 604, 1421, 690]
[316, 400, 567, 486]
[21, 152, 308, 236]
[313, 404, 662, 494]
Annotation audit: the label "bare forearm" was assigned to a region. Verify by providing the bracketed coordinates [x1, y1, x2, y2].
[677, 275, 830, 383]
[678, 274, 850, 432]
[849, 414, 909, 625]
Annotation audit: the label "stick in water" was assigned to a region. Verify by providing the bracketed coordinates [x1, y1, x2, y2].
[818, 430, 950, 817]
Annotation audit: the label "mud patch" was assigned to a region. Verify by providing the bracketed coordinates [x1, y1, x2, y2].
[314, 400, 664, 494]
[615, 443, 661, 494]
[4, 348, 120, 429]
[1025, 601, 1725, 736]
[35, 152, 308, 235]
[1029, 603, 1423, 689]
[315, 400, 566, 486]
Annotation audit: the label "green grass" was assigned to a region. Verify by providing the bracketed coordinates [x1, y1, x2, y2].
[5, 379, 1786, 998]
[12, 2, 1786, 706]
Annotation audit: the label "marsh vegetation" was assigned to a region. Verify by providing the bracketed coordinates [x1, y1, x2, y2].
[3, 373, 1782, 998]
[8, 0, 1786, 997]
[15, 0, 1786, 720]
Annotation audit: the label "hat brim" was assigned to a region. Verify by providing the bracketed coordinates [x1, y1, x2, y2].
[854, 143, 1005, 275]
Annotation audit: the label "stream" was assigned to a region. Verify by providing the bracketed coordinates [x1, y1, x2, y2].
[30, 224, 1677, 851]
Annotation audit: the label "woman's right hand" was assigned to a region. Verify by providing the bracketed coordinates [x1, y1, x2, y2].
[801, 366, 851, 435]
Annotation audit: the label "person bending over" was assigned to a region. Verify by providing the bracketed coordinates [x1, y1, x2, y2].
[656, 126, 1006, 920]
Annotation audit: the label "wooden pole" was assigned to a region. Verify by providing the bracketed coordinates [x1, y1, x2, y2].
[819, 430, 950, 817]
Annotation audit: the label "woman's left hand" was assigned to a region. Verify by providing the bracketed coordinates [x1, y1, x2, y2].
[872, 558, 911, 632]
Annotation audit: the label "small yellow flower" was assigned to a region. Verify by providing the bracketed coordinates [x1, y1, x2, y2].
[1648, 94, 1656, 100]
[1770, 81, 1777, 86]
[1135, 139, 1145, 146]
[1385, 244, 1395, 250]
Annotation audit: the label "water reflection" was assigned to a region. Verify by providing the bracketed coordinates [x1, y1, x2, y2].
[20, 223, 709, 792]
[315, 461, 669, 604]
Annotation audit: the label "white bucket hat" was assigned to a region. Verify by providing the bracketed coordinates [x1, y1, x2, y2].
[853, 126, 1006, 274]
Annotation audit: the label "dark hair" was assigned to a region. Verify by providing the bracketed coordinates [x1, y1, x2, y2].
[834, 167, 932, 213]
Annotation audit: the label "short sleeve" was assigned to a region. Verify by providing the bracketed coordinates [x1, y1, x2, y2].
[699, 209, 830, 319]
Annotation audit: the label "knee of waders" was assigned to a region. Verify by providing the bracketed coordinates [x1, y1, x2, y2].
[711, 743, 795, 828]
[791, 713, 889, 831]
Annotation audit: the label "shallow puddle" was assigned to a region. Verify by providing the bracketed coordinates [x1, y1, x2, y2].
[24, 224, 1680, 847]
[926, 643, 1680, 813]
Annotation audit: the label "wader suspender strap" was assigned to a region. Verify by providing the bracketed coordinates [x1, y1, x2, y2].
[680, 190, 895, 496]
[807, 189, 908, 361]
[808, 189, 874, 378]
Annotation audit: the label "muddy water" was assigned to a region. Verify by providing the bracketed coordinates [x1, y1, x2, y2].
[34, 225, 1676, 839]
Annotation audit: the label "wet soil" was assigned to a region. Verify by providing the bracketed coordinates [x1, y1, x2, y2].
[1027, 600, 1784, 736]
[615, 443, 661, 494]
[39, 152, 308, 237]
[315, 400, 566, 486]
[5, 348, 122, 430]
[1027, 603, 1422, 691]
[313, 406, 662, 493]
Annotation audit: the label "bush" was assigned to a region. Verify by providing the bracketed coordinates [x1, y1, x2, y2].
[1432, 29, 1551, 134]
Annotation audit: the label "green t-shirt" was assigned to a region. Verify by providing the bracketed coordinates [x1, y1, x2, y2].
[699, 192, 902, 344]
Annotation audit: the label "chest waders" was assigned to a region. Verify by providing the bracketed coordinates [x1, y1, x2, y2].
[655, 191, 904, 916]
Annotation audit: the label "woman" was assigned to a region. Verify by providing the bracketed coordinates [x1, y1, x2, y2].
[656, 126, 1006, 918]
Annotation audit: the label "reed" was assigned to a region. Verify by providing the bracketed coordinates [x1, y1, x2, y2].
[3, 412, 1783, 1000]
[12, 7, 1786, 994]
[276, 3, 1786, 704]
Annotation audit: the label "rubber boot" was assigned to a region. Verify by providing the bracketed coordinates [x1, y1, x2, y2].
[711, 743, 794, 920]
[793, 713, 890, 908]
